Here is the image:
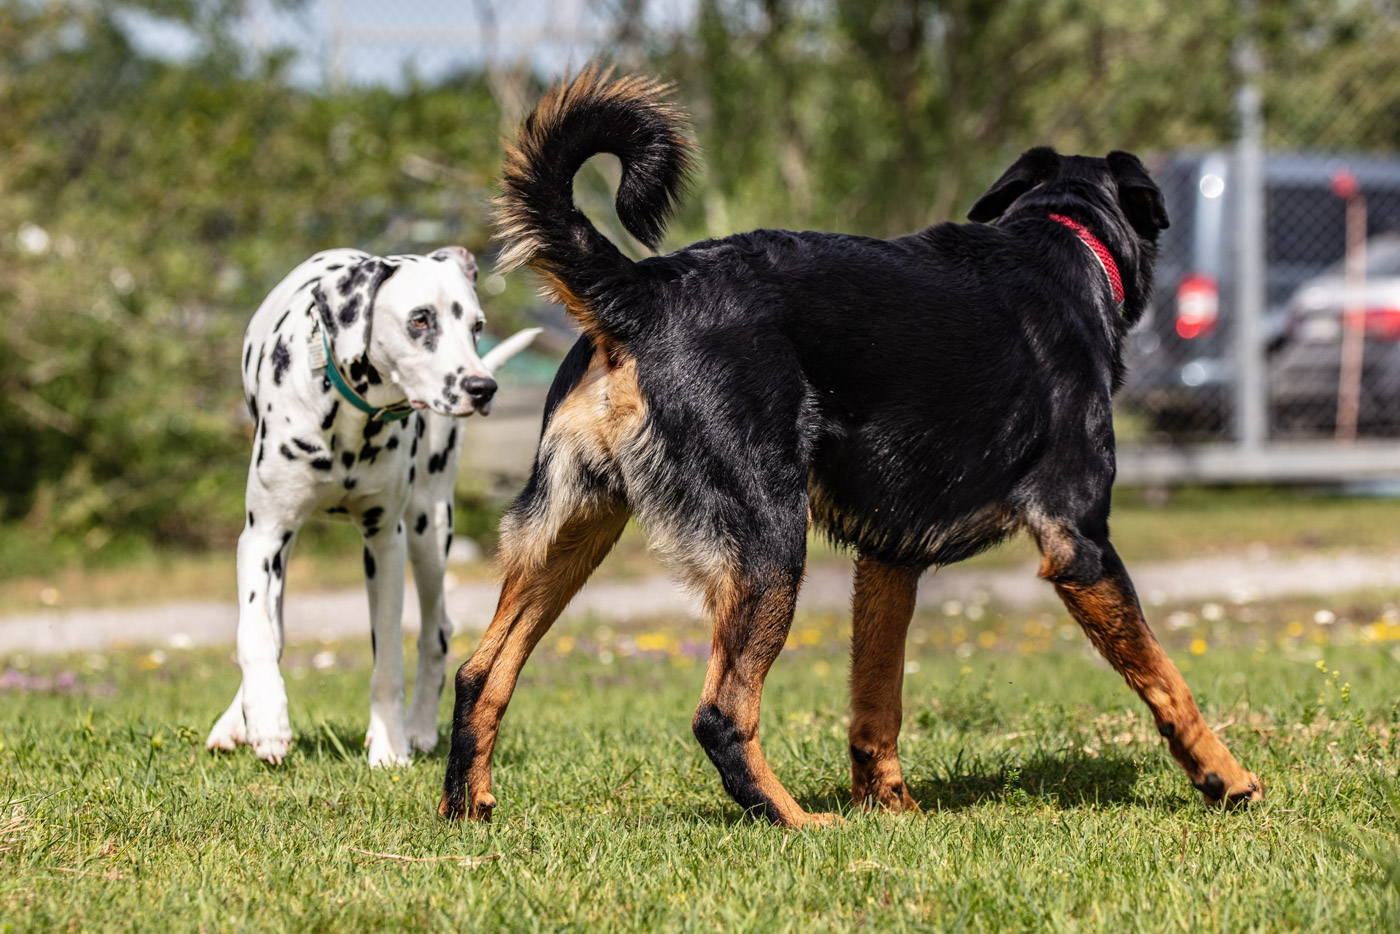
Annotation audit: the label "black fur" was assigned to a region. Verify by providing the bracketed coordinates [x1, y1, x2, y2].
[461, 73, 1172, 825]
[500, 108, 1166, 570]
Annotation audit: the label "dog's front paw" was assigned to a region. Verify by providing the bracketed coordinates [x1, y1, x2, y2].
[365, 726, 411, 768]
[206, 698, 248, 752]
[407, 727, 439, 756]
[244, 706, 292, 764]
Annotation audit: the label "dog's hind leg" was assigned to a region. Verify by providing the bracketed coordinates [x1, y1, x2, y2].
[848, 556, 922, 813]
[439, 501, 630, 821]
[691, 541, 840, 828]
[1033, 518, 1263, 806]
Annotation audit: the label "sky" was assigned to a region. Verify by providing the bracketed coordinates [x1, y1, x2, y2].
[121, 0, 696, 87]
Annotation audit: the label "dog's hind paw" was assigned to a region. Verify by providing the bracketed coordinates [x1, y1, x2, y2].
[245, 709, 292, 765]
[1196, 770, 1265, 808]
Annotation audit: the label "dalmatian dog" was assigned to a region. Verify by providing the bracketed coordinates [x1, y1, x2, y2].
[205, 246, 539, 767]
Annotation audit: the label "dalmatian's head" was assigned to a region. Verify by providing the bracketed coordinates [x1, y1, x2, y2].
[314, 247, 523, 417]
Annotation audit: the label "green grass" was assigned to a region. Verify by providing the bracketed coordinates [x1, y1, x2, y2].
[3, 599, 1400, 932]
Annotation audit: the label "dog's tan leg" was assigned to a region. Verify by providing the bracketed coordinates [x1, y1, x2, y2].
[848, 556, 922, 813]
[438, 503, 629, 822]
[1038, 524, 1263, 806]
[692, 567, 838, 828]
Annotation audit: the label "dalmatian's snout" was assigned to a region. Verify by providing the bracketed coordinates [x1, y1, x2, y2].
[463, 374, 497, 411]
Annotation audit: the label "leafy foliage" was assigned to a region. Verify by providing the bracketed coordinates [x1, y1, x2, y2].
[1, 0, 1398, 571]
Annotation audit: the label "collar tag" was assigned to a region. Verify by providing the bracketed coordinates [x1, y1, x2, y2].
[306, 318, 329, 371]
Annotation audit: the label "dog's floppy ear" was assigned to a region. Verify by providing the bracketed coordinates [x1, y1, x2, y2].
[313, 256, 398, 363]
[1107, 151, 1170, 235]
[967, 147, 1061, 223]
[430, 245, 478, 282]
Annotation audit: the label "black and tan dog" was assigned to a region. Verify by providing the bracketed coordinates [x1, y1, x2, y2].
[439, 68, 1263, 827]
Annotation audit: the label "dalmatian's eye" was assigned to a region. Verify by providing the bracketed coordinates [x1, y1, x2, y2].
[409, 308, 433, 330]
[472, 319, 484, 335]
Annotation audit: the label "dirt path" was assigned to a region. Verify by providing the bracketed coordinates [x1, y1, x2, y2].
[5, 548, 1394, 658]
[3, 550, 1399, 656]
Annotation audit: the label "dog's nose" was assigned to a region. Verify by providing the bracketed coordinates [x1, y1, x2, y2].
[462, 375, 497, 408]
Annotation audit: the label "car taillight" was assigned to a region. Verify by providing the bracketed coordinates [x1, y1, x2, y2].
[1176, 273, 1218, 339]
[1363, 306, 1400, 341]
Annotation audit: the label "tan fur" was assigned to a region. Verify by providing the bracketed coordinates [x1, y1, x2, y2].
[848, 557, 922, 813]
[491, 63, 695, 344]
[1036, 519, 1263, 804]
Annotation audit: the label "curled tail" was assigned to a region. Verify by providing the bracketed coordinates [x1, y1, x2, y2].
[493, 64, 695, 342]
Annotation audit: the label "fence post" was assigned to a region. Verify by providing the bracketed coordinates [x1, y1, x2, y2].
[1233, 47, 1267, 452]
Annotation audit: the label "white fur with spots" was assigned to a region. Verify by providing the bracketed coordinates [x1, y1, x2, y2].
[206, 247, 539, 767]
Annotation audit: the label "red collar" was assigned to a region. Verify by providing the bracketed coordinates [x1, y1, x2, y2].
[1049, 214, 1124, 310]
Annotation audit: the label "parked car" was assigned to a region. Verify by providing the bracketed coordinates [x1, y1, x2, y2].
[1269, 234, 1400, 435]
[1118, 151, 1400, 437]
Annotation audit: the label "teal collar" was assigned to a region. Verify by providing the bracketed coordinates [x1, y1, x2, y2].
[310, 316, 414, 422]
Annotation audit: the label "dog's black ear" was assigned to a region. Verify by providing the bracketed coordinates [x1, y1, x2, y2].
[313, 256, 398, 361]
[1107, 151, 1170, 234]
[431, 245, 478, 283]
[967, 147, 1061, 223]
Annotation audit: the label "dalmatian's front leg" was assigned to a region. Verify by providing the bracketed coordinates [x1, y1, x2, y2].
[207, 518, 301, 763]
[362, 512, 412, 768]
[404, 415, 465, 753]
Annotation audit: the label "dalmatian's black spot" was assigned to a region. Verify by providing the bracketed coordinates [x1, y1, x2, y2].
[416, 417, 427, 439]
[354, 382, 369, 395]
[262, 558, 269, 575]
[326, 264, 343, 271]
[363, 419, 385, 440]
[447, 503, 453, 528]
[299, 277, 319, 293]
[243, 343, 253, 372]
[321, 400, 339, 430]
[408, 466, 416, 485]
[366, 366, 383, 386]
[271, 338, 291, 386]
[245, 394, 258, 421]
[271, 550, 283, 578]
[247, 511, 255, 527]
[451, 301, 463, 320]
[255, 442, 265, 467]
[363, 507, 385, 527]
[329, 435, 337, 452]
[358, 443, 380, 464]
[249, 591, 256, 604]
[363, 549, 376, 579]
[364, 525, 380, 538]
[385, 435, 400, 451]
[292, 437, 319, 454]
[341, 452, 355, 469]
[255, 345, 266, 384]
[442, 389, 460, 408]
[312, 285, 338, 337]
[410, 437, 418, 457]
[344, 477, 357, 490]
[338, 293, 362, 328]
[396, 520, 403, 535]
[326, 506, 349, 515]
[349, 357, 371, 383]
[444, 531, 453, 558]
[273, 309, 291, 333]
[427, 427, 458, 474]
[279, 443, 296, 460]
[415, 513, 428, 535]
[311, 457, 333, 471]
[438, 629, 449, 656]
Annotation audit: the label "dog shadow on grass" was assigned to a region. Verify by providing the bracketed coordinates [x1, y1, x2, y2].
[794, 746, 1155, 817]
